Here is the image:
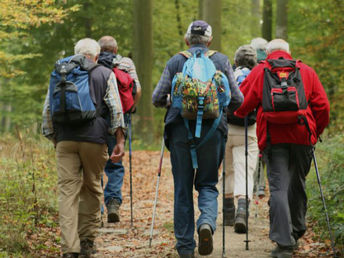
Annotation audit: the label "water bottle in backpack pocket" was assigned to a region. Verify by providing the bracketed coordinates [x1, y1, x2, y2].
[262, 58, 308, 124]
[49, 55, 98, 124]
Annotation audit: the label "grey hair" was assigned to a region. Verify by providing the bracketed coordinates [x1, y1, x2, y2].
[266, 39, 290, 54]
[98, 36, 118, 52]
[74, 38, 100, 58]
[184, 33, 211, 46]
[234, 45, 257, 70]
[250, 37, 268, 50]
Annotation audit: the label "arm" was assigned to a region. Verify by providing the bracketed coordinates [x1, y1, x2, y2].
[152, 65, 172, 107]
[224, 60, 244, 113]
[41, 89, 56, 146]
[104, 72, 126, 161]
[122, 57, 142, 106]
[309, 70, 330, 136]
[234, 67, 263, 117]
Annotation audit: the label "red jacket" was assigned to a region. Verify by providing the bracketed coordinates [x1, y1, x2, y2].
[234, 51, 330, 151]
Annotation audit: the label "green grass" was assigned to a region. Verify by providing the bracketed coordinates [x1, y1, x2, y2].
[306, 135, 344, 255]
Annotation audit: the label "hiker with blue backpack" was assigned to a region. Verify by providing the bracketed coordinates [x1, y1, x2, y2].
[234, 39, 330, 258]
[97, 36, 141, 224]
[42, 38, 126, 258]
[152, 20, 243, 258]
[223, 45, 259, 234]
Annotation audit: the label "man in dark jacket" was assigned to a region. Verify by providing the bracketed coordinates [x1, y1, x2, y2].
[152, 20, 243, 257]
[235, 39, 330, 258]
[42, 38, 126, 258]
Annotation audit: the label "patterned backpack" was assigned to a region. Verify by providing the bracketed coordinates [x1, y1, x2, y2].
[171, 49, 231, 168]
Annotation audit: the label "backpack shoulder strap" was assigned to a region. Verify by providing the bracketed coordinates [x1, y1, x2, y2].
[179, 50, 192, 59]
[206, 50, 217, 57]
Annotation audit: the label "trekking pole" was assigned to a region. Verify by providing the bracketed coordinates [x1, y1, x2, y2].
[128, 113, 133, 227]
[222, 149, 227, 258]
[149, 138, 165, 248]
[244, 116, 250, 250]
[312, 148, 337, 257]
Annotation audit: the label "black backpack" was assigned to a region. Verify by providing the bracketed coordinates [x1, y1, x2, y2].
[262, 58, 308, 124]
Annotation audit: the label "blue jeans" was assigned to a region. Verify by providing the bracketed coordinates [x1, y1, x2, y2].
[167, 122, 225, 255]
[103, 113, 130, 206]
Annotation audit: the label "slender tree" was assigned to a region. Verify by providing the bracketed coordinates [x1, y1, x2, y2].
[133, 0, 154, 143]
[251, 0, 261, 37]
[262, 0, 272, 41]
[276, 0, 288, 39]
[199, 0, 222, 51]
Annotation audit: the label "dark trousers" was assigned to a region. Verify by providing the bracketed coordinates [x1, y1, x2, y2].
[167, 122, 225, 255]
[263, 144, 312, 246]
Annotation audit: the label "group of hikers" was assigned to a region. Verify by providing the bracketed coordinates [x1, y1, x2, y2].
[42, 20, 330, 258]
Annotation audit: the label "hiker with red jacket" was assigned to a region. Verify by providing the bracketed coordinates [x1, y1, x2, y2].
[97, 36, 141, 223]
[234, 39, 330, 258]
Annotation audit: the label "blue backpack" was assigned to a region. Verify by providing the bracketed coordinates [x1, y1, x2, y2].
[49, 55, 99, 124]
[171, 50, 231, 168]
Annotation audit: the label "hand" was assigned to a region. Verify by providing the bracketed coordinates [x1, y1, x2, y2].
[166, 94, 171, 108]
[110, 142, 125, 163]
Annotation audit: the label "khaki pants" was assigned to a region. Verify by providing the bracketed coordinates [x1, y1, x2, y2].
[225, 124, 259, 200]
[56, 141, 108, 254]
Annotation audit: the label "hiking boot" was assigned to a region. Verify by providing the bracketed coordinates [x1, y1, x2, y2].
[257, 186, 266, 198]
[62, 253, 79, 258]
[234, 198, 249, 234]
[106, 198, 120, 223]
[198, 224, 213, 256]
[224, 197, 235, 226]
[80, 239, 96, 257]
[270, 245, 294, 258]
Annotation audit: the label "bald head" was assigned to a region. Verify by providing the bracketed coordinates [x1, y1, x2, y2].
[98, 36, 118, 53]
[266, 39, 290, 54]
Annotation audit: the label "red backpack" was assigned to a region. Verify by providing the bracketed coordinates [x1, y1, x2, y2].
[113, 68, 135, 113]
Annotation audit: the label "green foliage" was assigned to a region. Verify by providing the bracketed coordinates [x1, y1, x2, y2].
[0, 133, 59, 256]
[306, 135, 344, 254]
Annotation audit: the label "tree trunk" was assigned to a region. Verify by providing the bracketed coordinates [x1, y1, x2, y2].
[276, 0, 288, 39]
[133, 0, 154, 143]
[83, 1, 92, 37]
[251, 0, 261, 37]
[199, 0, 222, 51]
[262, 0, 272, 41]
[175, 0, 184, 49]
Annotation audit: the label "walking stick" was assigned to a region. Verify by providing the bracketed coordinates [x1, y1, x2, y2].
[244, 116, 250, 250]
[312, 148, 338, 257]
[128, 113, 133, 227]
[222, 148, 227, 258]
[149, 138, 165, 248]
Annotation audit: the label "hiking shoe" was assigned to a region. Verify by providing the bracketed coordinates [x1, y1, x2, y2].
[257, 186, 266, 198]
[234, 199, 249, 234]
[106, 198, 120, 223]
[270, 245, 294, 258]
[198, 224, 213, 256]
[80, 239, 96, 257]
[62, 253, 79, 258]
[224, 198, 235, 226]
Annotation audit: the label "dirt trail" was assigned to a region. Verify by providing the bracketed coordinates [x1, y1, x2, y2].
[93, 151, 330, 258]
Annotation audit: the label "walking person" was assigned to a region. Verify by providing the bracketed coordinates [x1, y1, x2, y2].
[234, 39, 330, 258]
[152, 20, 243, 257]
[223, 45, 259, 233]
[42, 38, 126, 257]
[97, 35, 141, 223]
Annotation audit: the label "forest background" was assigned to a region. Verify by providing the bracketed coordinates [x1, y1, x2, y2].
[0, 0, 343, 256]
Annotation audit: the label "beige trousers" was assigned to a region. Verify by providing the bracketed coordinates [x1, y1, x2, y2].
[56, 141, 108, 254]
[225, 124, 259, 200]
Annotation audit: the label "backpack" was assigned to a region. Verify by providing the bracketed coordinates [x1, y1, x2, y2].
[227, 67, 256, 126]
[112, 67, 136, 114]
[49, 55, 99, 125]
[171, 49, 231, 168]
[262, 58, 308, 124]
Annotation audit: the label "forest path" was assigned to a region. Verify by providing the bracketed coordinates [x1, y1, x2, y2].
[94, 150, 330, 257]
